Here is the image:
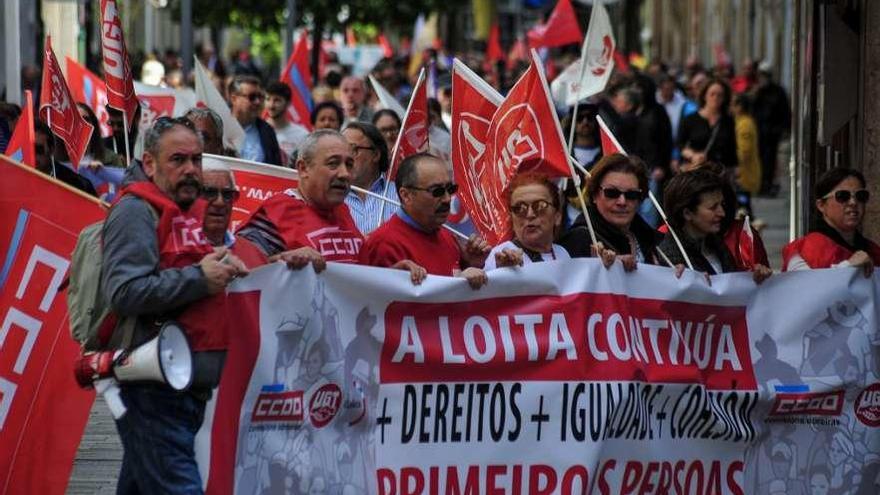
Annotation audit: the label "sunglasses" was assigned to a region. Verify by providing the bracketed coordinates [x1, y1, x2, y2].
[824, 189, 870, 204]
[237, 92, 265, 103]
[409, 182, 459, 198]
[201, 187, 240, 203]
[510, 200, 554, 217]
[600, 187, 643, 201]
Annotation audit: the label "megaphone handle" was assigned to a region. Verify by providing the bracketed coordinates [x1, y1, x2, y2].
[94, 378, 128, 419]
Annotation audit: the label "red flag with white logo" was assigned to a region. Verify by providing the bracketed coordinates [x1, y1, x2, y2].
[3, 91, 36, 167]
[527, 0, 583, 49]
[387, 69, 430, 181]
[0, 156, 105, 494]
[66, 58, 113, 137]
[39, 37, 94, 171]
[99, 0, 140, 127]
[450, 59, 505, 244]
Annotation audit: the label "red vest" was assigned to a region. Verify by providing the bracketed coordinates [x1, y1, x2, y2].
[360, 214, 461, 276]
[121, 182, 227, 351]
[249, 190, 364, 263]
[782, 232, 880, 271]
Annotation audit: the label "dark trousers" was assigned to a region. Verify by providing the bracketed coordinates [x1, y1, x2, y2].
[114, 384, 207, 494]
[759, 131, 783, 193]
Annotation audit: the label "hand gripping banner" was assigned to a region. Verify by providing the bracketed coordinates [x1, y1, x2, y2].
[197, 261, 880, 494]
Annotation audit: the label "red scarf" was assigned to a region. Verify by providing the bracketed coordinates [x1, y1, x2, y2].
[121, 182, 229, 351]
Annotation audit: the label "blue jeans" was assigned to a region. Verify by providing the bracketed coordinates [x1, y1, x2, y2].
[114, 384, 206, 494]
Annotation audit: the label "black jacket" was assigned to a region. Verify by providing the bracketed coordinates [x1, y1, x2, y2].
[657, 230, 737, 275]
[254, 118, 283, 166]
[559, 206, 661, 264]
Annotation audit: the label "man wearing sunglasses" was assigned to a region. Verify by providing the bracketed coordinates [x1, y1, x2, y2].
[201, 160, 267, 268]
[359, 153, 492, 289]
[228, 75, 283, 166]
[101, 117, 248, 493]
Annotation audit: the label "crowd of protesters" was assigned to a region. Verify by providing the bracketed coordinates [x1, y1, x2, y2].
[3, 37, 879, 494]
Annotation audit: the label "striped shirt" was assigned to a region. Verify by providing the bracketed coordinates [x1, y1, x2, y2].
[345, 175, 399, 234]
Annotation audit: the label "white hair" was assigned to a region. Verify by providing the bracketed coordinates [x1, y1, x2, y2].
[201, 155, 237, 189]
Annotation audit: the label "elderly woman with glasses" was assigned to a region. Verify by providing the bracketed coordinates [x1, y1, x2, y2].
[558, 153, 661, 271]
[487, 172, 571, 269]
[783, 168, 879, 276]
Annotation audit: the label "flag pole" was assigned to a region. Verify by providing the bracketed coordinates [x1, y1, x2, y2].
[47, 111, 57, 178]
[531, 49, 599, 251]
[377, 68, 426, 230]
[596, 115, 694, 270]
[352, 184, 468, 240]
[122, 110, 132, 167]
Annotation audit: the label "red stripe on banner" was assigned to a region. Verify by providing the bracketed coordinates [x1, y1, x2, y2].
[205, 290, 262, 495]
[381, 293, 756, 391]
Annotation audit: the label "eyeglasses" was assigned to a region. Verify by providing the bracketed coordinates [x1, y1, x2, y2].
[351, 145, 375, 156]
[378, 126, 400, 136]
[824, 189, 870, 204]
[201, 187, 240, 203]
[600, 187, 643, 201]
[237, 92, 265, 103]
[510, 200, 554, 217]
[408, 182, 459, 198]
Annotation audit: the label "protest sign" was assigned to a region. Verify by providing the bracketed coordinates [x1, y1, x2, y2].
[198, 260, 880, 494]
[0, 157, 105, 494]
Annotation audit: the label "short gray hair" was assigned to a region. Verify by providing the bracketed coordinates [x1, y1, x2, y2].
[183, 107, 223, 137]
[297, 129, 346, 166]
[143, 116, 201, 156]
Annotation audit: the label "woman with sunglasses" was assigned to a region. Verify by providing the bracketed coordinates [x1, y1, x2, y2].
[783, 168, 879, 276]
[558, 154, 661, 270]
[659, 168, 772, 282]
[486, 172, 570, 270]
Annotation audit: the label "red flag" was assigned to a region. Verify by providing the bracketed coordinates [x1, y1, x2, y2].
[507, 37, 529, 71]
[487, 50, 571, 178]
[279, 32, 314, 130]
[387, 69, 430, 181]
[66, 57, 113, 137]
[612, 49, 630, 73]
[527, 0, 583, 49]
[0, 156, 106, 494]
[378, 33, 394, 58]
[39, 37, 94, 170]
[3, 91, 36, 166]
[99, 0, 139, 127]
[450, 59, 505, 244]
[486, 23, 505, 64]
[738, 216, 755, 270]
[596, 114, 626, 156]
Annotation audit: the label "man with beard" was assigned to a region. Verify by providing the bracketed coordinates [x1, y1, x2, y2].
[101, 116, 247, 493]
[359, 153, 491, 289]
[265, 81, 309, 166]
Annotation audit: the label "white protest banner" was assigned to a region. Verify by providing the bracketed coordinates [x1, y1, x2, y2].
[198, 261, 880, 494]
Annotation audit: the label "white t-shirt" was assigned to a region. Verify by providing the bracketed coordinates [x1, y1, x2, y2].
[274, 122, 310, 165]
[484, 240, 570, 270]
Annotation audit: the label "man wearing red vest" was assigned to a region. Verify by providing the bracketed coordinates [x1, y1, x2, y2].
[101, 116, 247, 493]
[359, 152, 491, 288]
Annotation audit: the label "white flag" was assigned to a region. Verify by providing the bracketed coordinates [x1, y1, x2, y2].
[194, 57, 246, 151]
[368, 75, 406, 118]
[550, 1, 615, 106]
